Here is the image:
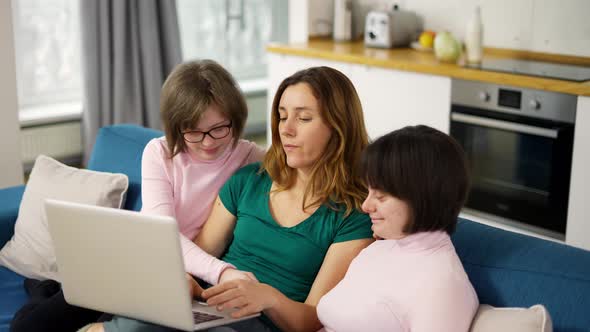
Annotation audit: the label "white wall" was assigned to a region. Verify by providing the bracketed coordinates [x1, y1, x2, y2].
[0, 0, 24, 188]
[309, 0, 590, 57]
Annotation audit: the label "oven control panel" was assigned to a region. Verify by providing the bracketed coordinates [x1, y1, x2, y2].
[451, 79, 576, 123]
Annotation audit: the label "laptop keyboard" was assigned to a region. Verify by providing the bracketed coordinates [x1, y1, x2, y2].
[193, 311, 224, 324]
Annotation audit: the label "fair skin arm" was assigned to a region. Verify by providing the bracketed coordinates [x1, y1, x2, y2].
[203, 237, 373, 332]
[193, 196, 257, 283]
[193, 196, 236, 258]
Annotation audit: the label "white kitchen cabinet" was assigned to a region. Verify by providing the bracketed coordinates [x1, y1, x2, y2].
[349, 65, 451, 139]
[566, 96, 590, 251]
[267, 53, 451, 141]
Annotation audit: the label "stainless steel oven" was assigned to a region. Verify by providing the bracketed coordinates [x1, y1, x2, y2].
[450, 79, 576, 238]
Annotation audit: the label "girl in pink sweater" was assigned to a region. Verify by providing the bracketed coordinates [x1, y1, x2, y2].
[317, 125, 479, 332]
[141, 60, 265, 287]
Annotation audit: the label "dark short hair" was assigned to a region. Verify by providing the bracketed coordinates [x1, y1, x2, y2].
[360, 125, 470, 234]
[160, 60, 248, 157]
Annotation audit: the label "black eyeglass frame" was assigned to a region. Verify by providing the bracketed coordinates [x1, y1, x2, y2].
[181, 121, 233, 143]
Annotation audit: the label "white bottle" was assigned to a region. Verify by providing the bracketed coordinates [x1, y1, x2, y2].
[333, 0, 352, 41]
[465, 6, 483, 64]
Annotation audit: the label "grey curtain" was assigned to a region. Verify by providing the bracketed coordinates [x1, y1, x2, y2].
[80, 0, 182, 165]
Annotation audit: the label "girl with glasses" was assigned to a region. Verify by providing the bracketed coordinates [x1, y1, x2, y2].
[142, 59, 265, 285]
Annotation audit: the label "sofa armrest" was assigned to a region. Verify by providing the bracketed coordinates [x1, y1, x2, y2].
[0, 185, 25, 248]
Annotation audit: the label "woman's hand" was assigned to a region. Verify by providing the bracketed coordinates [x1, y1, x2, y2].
[186, 273, 204, 299]
[202, 279, 278, 318]
[218, 267, 258, 284]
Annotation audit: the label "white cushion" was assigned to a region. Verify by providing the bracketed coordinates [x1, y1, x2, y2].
[0, 155, 128, 281]
[470, 304, 553, 332]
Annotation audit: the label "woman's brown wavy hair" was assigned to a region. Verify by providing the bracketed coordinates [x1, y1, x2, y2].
[262, 66, 369, 216]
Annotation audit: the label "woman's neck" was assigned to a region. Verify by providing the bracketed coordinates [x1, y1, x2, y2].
[291, 168, 312, 195]
[273, 168, 319, 211]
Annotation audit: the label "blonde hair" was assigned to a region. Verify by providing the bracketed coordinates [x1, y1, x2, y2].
[263, 66, 369, 216]
[160, 60, 248, 157]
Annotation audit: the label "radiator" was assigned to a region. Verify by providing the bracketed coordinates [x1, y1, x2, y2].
[20, 121, 82, 170]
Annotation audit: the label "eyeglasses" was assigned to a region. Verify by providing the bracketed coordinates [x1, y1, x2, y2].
[181, 121, 232, 143]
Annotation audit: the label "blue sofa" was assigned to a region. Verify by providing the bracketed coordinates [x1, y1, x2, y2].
[1, 124, 590, 332]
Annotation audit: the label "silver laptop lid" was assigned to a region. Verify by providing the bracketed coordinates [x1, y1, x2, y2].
[45, 199, 195, 331]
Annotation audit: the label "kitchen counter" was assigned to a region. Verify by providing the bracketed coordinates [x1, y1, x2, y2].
[267, 39, 590, 97]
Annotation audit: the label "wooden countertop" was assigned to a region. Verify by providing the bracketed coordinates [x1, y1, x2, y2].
[267, 39, 590, 97]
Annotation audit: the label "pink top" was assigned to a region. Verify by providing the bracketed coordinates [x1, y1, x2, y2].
[141, 137, 264, 285]
[317, 231, 479, 332]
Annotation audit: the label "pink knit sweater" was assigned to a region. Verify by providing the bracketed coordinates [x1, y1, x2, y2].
[140, 137, 264, 284]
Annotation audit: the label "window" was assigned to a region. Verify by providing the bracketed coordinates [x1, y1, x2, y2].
[11, 0, 82, 111]
[176, 0, 287, 83]
[11, 0, 287, 123]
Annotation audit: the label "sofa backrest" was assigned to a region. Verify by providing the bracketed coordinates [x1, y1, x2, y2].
[87, 124, 163, 211]
[452, 218, 590, 332]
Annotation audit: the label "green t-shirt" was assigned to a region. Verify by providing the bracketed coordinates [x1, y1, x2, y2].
[219, 163, 372, 303]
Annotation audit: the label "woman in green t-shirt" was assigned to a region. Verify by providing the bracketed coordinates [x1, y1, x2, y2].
[194, 66, 375, 331]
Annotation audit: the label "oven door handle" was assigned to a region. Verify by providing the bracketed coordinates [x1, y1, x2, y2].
[451, 113, 558, 138]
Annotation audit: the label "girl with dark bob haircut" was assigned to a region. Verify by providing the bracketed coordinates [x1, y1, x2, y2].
[362, 124, 470, 235]
[317, 125, 479, 332]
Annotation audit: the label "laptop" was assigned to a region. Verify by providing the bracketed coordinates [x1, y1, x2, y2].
[44, 199, 260, 331]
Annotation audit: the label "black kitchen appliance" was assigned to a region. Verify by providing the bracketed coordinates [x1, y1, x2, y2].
[450, 79, 576, 239]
